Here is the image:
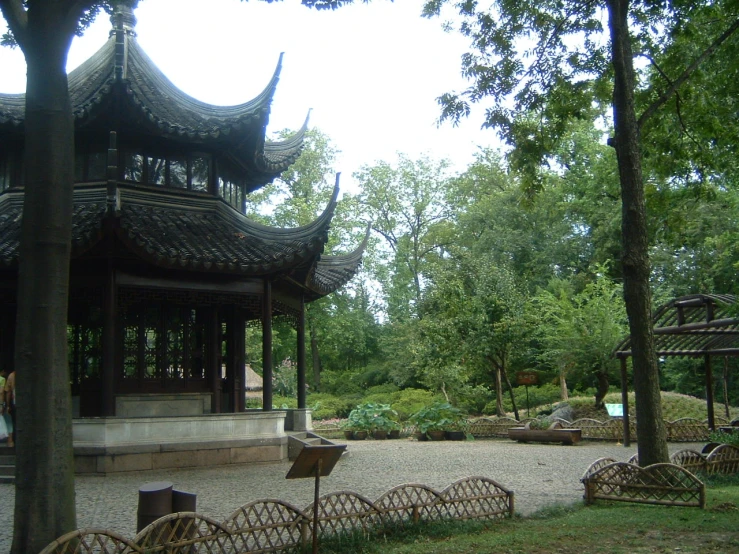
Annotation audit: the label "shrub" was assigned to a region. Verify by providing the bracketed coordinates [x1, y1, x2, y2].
[272, 395, 297, 410]
[709, 429, 739, 448]
[409, 402, 467, 434]
[319, 370, 364, 396]
[345, 402, 399, 432]
[391, 388, 439, 421]
[453, 384, 495, 415]
[307, 392, 355, 420]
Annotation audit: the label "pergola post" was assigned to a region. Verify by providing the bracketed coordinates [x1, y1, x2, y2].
[619, 356, 630, 447]
[262, 280, 273, 411]
[209, 307, 221, 414]
[101, 266, 117, 416]
[297, 296, 307, 409]
[704, 354, 715, 430]
[233, 308, 246, 413]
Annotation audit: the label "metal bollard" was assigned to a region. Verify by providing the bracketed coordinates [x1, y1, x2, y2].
[137, 481, 173, 532]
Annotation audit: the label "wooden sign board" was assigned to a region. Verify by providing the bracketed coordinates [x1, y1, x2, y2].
[286, 444, 346, 480]
[516, 371, 539, 386]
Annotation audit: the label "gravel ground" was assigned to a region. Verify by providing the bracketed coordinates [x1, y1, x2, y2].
[0, 438, 703, 551]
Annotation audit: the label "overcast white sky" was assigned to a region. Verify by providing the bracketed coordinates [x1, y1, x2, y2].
[0, 0, 501, 190]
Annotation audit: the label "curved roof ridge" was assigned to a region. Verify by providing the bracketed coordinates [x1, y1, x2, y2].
[124, 40, 279, 131]
[318, 222, 371, 267]
[305, 223, 370, 298]
[225, 175, 339, 242]
[261, 110, 310, 169]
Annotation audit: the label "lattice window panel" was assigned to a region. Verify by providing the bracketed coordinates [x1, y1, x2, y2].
[374, 484, 444, 526]
[119, 286, 261, 316]
[440, 477, 513, 520]
[39, 528, 143, 554]
[223, 499, 308, 553]
[133, 513, 236, 553]
[305, 491, 381, 538]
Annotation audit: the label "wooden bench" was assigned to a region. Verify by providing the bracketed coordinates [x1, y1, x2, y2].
[508, 424, 582, 445]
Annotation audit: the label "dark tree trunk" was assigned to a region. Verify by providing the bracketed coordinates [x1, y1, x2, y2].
[492, 359, 504, 417]
[502, 363, 519, 421]
[594, 369, 610, 410]
[7, 4, 80, 551]
[559, 364, 569, 401]
[607, 0, 669, 466]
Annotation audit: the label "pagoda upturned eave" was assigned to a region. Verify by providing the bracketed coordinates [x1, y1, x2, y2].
[0, 183, 337, 278]
[0, 30, 306, 182]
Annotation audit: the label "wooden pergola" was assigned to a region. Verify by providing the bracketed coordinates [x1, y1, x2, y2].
[614, 294, 739, 446]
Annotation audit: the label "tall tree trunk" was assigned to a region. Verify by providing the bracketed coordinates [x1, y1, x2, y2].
[559, 364, 569, 401]
[492, 359, 504, 417]
[594, 369, 610, 410]
[9, 6, 79, 552]
[501, 364, 520, 421]
[607, 0, 669, 466]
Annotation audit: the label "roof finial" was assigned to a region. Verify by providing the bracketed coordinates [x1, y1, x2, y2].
[110, 1, 138, 37]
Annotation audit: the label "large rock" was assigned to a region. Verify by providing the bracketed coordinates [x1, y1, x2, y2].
[550, 403, 574, 423]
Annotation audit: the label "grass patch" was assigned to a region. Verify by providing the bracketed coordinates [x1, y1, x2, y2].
[317, 478, 739, 554]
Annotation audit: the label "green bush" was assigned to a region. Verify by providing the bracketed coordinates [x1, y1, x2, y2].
[390, 388, 439, 421]
[409, 402, 467, 433]
[272, 395, 297, 410]
[365, 383, 400, 396]
[319, 370, 364, 396]
[708, 429, 739, 448]
[453, 384, 495, 415]
[307, 392, 356, 420]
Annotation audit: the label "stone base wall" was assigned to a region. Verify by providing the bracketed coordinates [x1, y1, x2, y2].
[74, 437, 287, 474]
[72, 411, 287, 474]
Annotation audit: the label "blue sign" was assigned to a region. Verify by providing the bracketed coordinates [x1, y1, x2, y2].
[605, 403, 624, 417]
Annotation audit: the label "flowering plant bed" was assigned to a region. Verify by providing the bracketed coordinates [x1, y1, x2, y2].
[508, 420, 582, 445]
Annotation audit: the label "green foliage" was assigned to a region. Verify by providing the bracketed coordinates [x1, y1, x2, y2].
[390, 388, 439, 421]
[271, 396, 297, 410]
[409, 402, 467, 433]
[708, 429, 739, 448]
[485, 383, 561, 416]
[306, 393, 355, 420]
[345, 402, 399, 433]
[527, 417, 553, 430]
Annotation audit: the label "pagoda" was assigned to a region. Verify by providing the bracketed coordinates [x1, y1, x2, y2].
[0, 5, 365, 472]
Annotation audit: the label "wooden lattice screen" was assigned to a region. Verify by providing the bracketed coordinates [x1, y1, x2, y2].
[581, 461, 705, 508]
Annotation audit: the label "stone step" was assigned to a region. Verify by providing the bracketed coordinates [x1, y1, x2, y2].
[0, 464, 14, 477]
[0, 454, 14, 465]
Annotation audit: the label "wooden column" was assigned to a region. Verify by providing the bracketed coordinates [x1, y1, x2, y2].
[233, 308, 246, 413]
[297, 297, 307, 409]
[208, 307, 221, 414]
[705, 354, 715, 430]
[262, 280, 273, 411]
[101, 267, 117, 416]
[619, 356, 630, 447]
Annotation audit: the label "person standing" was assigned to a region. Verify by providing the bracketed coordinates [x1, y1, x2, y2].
[2, 369, 15, 447]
